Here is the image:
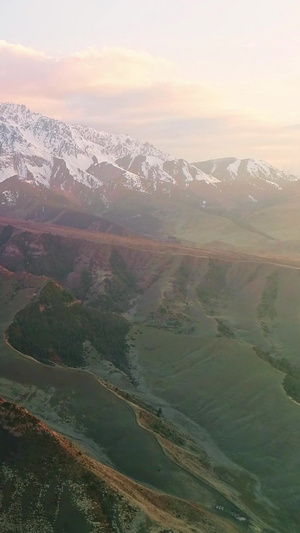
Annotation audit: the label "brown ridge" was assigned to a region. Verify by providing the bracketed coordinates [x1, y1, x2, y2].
[1, 215, 300, 269]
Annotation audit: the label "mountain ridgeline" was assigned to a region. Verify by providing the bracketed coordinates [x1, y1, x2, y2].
[0, 102, 299, 228]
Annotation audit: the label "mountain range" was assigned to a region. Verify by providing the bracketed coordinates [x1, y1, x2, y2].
[0, 102, 298, 215]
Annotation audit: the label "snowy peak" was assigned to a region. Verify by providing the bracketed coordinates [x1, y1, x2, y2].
[190, 156, 300, 209]
[0, 102, 171, 162]
[193, 157, 299, 186]
[0, 102, 216, 196]
[71, 122, 170, 161]
[0, 102, 37, 129]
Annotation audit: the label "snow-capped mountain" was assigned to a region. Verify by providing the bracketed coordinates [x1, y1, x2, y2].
[0, 103, 299, 216]
[190, 156, 300, 208]
[0, 103, 217, 201]
[193, 157, 298, 187]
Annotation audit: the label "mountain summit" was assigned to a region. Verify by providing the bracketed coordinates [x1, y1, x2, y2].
[193, 156, 298, 186]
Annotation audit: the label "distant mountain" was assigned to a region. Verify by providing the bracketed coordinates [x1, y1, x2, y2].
[1, 102, 300, 243]
[1, 102, 299, 209]
[191, 157, 300, 209]
[193, 156, 298, 186]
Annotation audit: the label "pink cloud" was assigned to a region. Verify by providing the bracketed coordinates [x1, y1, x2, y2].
[0, 41, 299, 172]
[0, 41, 219, 114]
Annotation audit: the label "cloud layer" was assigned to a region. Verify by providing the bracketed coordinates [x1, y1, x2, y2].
[1, 40, 299, 173]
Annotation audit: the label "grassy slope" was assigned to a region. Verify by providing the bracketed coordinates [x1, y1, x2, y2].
[103, 193, 272, 253]
[130, 257, 300, 532]
[110, 193, 300, 262]
[0, 270, 251, 533]
[3, 223, 300, 530]
[1, 397, 244, 533]
[0, 397, 139, 533]
[246, 201, 300, 241]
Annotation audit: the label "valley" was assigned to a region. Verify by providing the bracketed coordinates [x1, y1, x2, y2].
[1, 104, 300, 532]
[0, 267, 253, 533]
[1, 214, 300, 531]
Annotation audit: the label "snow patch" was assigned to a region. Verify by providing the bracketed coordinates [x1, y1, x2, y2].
[228, 159, 241, 177]
[248, 195, 258, 203]
[264, 179, 283, 190]
[1, 190, 19, 205]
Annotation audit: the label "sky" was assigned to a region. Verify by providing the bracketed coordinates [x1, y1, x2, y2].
[1, 0, 300, 172]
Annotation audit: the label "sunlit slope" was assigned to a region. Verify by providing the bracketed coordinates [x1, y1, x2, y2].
[105, 193, 276, 252]
[108, 193, 300, 260]
[162, 204, 300, 259]
[246, 200, 300, 242]
[108, 193, 300, 262]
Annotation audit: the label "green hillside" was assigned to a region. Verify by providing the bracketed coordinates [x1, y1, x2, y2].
[7, 281, 130, 369]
